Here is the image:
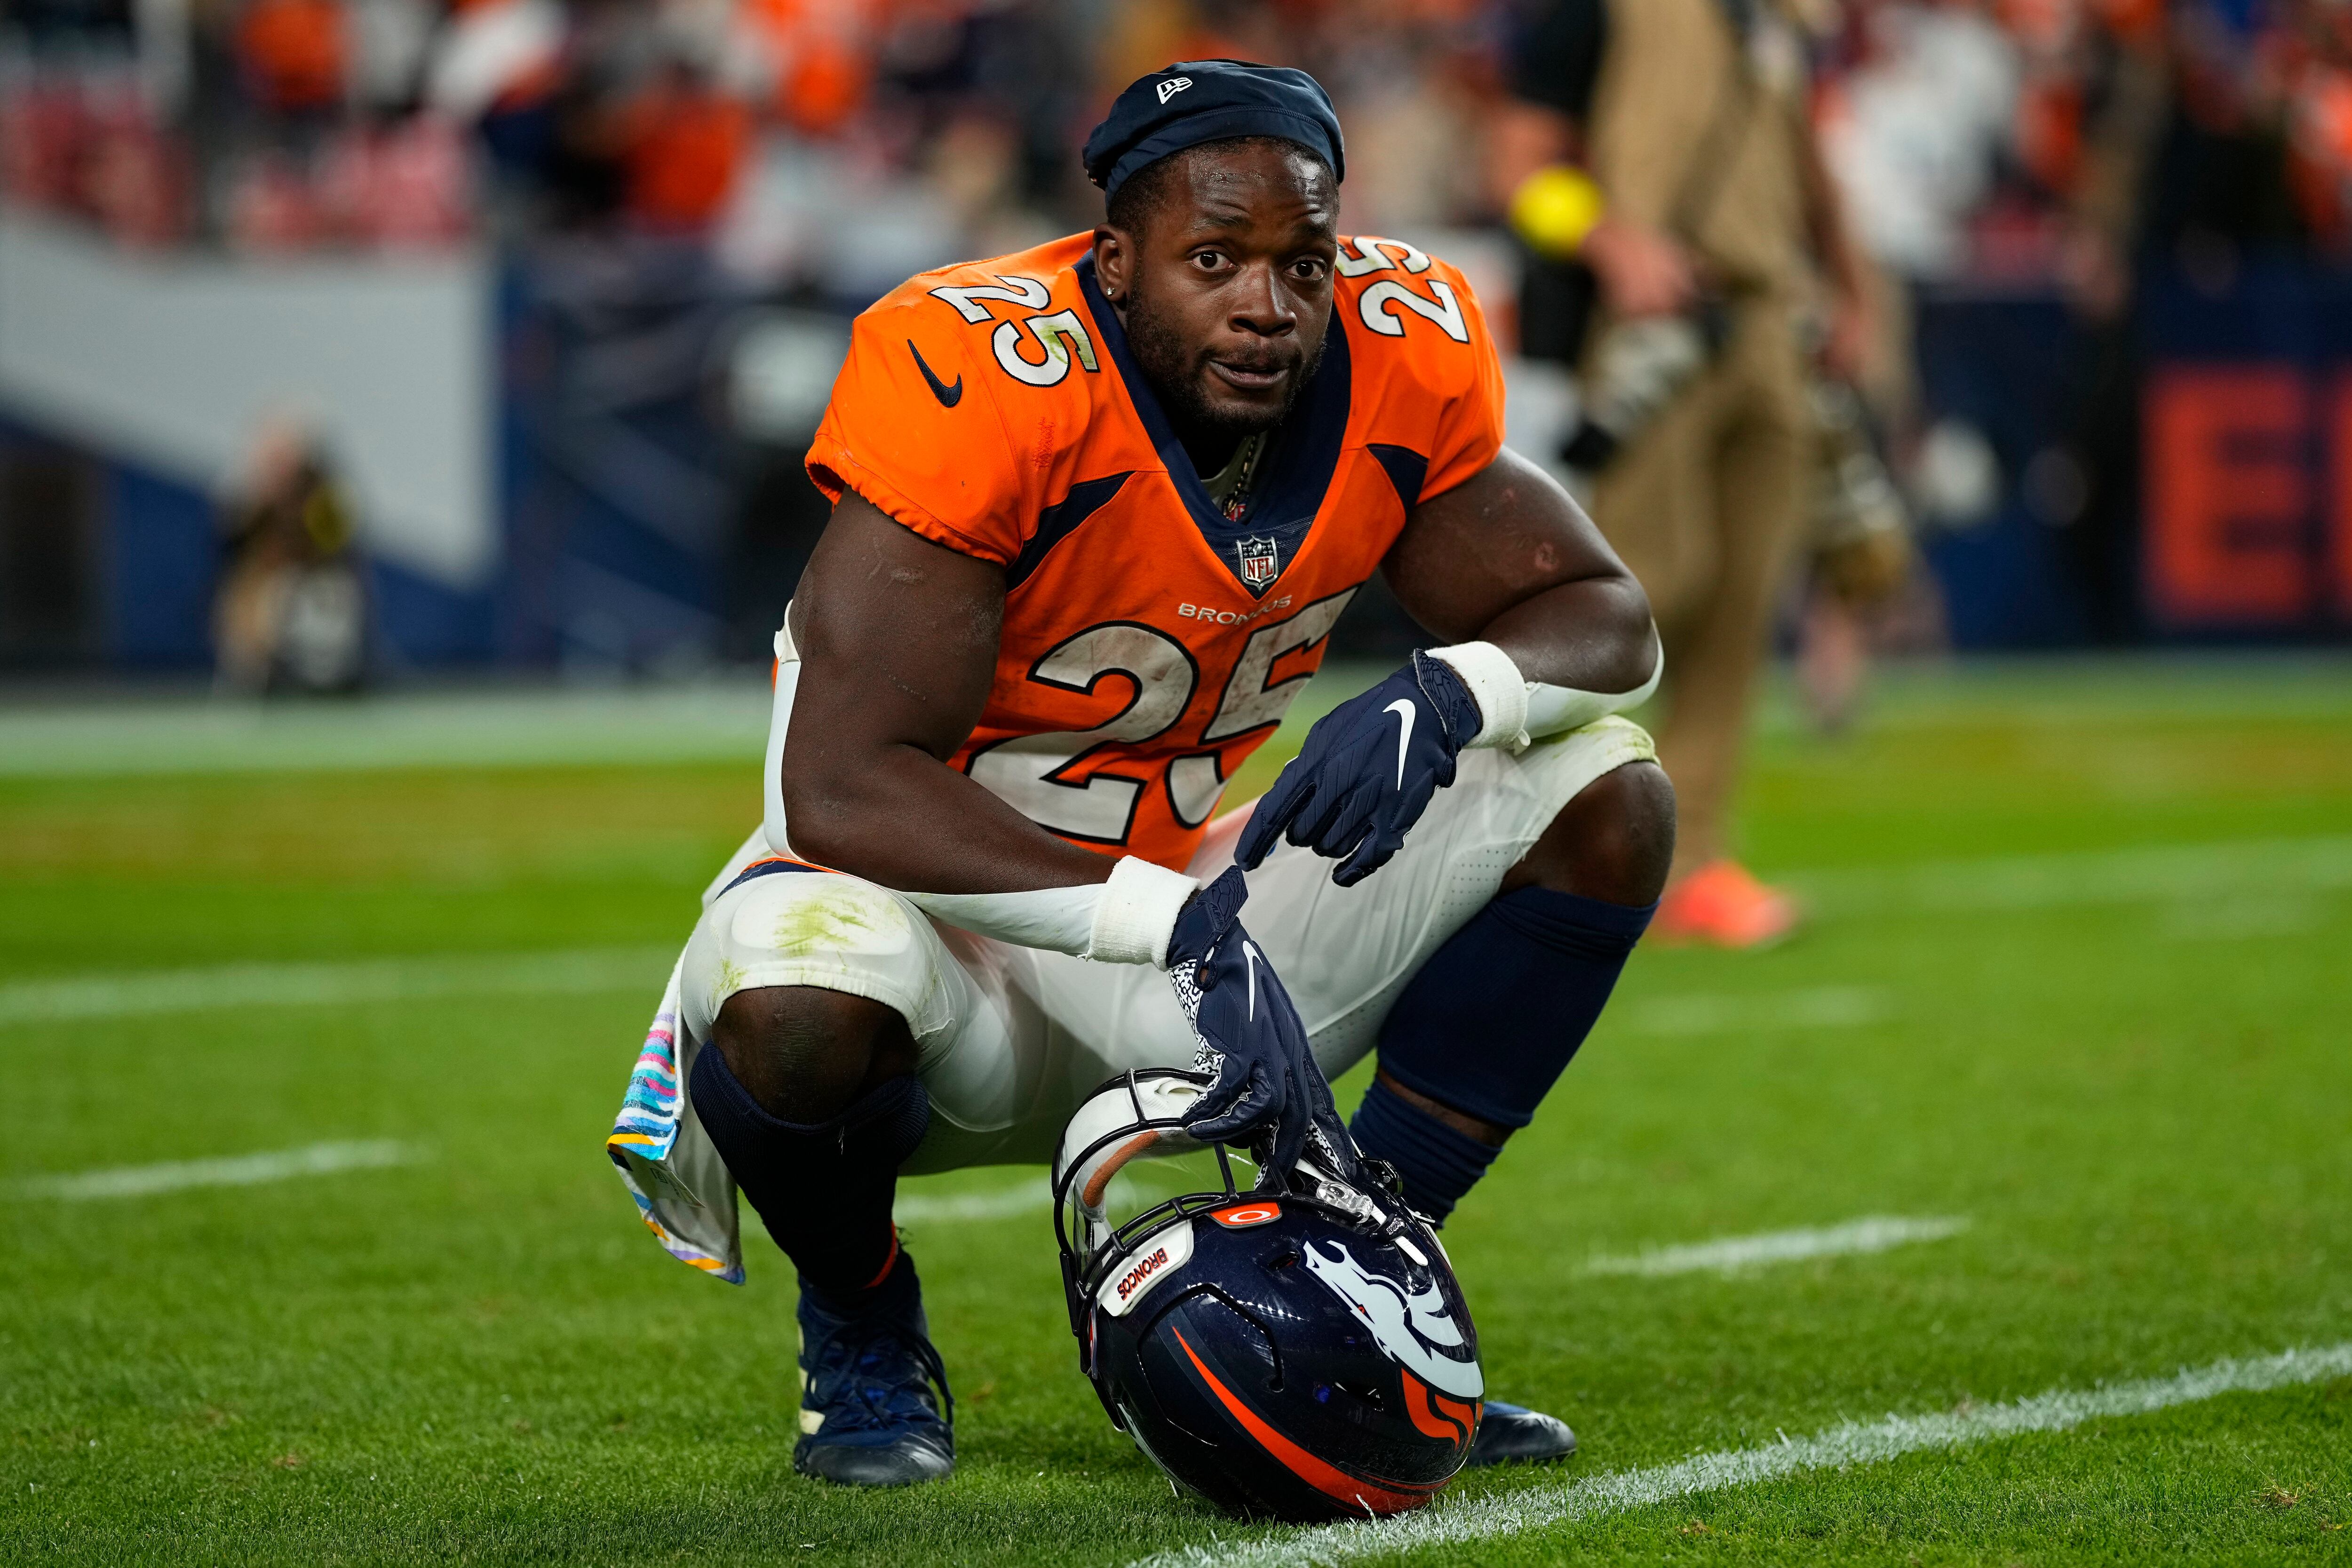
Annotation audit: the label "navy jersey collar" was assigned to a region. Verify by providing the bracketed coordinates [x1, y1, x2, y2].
[1075, 254, 1351, 597]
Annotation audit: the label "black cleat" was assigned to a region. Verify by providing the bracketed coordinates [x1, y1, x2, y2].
[1466, 1400, 1577, 1466]
[792, 1253, 954, 1488]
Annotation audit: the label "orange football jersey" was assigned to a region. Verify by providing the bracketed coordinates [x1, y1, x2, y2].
[806, 231, 1506, 872]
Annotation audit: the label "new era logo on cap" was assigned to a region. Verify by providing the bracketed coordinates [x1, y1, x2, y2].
[1082, 61, 1343, 198]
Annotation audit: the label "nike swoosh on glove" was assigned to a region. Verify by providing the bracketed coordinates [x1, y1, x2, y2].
[1165, 867, 1357, 1181]
[1236, 651, 1486, 886]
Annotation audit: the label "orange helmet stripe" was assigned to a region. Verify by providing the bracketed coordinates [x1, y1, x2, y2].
[1172, 1326, 1441, 1514]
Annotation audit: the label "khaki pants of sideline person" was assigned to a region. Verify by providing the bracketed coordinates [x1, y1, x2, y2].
[1588, 298, 1809, 874]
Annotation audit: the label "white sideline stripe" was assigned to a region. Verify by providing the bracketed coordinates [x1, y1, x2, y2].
[893, 1182, 1051, 1224]
[26, 1139, 420, 1200]
[1136, 1342, 2352, 1568]
[1584, 1215, 1969, 1277]
[0, 666, 1382, 780]
[9, 836, 2336, 1028]
[894, 1170, 1184, 1226]
[1798, 834, 2352, 916]
[0, 946, 675, 1025]
[1618, 986, 1890, 1037]
[0, 686, 774, 777]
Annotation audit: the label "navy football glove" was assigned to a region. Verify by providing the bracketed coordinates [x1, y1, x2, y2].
[1236, 651, 1486, 886]
[1166, 867, 1354, 1181]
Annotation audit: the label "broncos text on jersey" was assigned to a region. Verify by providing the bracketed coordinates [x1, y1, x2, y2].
[804, 231, 1506, 872]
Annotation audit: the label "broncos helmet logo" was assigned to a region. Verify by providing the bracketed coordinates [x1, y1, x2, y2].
[1300, 1242, 1483, 1400]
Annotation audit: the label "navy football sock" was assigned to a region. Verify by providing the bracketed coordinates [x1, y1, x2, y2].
[1351, 1077, 1497, 1223]
[688, 1044, 931, 1300]
[1356, 886, 1655, 1216]
[799, 1242, 918, 1322]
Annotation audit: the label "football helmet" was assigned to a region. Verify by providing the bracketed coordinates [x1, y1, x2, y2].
[1053, 1069, 1484, 1520]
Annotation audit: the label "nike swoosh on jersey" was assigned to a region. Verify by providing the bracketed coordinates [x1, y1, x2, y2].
[907, 340, 962, 407]
[1241, 939, 1261, 1021]
[1383, 698, 1415, 789]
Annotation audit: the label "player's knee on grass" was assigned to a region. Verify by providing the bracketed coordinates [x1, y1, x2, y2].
[1505, 760, 1676, 907]
[711, 986, 920, 1126]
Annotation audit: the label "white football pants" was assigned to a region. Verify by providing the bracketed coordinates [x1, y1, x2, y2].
[678, 716, 1656, 1174]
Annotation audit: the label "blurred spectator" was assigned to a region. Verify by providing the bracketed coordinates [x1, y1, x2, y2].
[323, 112, 470, 242]
[425, 0, 564, 126]
[734, 0, 880, 135]
[348, 0, 435, 108]
[234, 0, 346, 119]
[1820, 3, 2019, 286]
[214, 420, 369, 692]
[2, 68, 192, 244]
[615, 57, 752, 231]
[4, 0, 2350, 284]
[14, 0, 2352, 678]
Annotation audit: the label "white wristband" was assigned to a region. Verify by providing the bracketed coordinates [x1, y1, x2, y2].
[1522, 628, 1663, 740]
[1087, 856, 1201, 968]
[1427, 640, 1530, 750]
[902, 856, 1197, 967]
[1431, 630, 1664, 753]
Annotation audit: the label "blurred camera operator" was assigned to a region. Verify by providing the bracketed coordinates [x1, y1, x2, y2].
[1495, 0, 1871, 947]
[213, 419, 368, 695]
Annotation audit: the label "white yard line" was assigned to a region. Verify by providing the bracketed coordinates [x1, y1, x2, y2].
[9, 660, 2345, 778]
[0, 665, 1380, 780]
[1584, 1215, 1970, 1277]
[1617, 986, 1891, 1037]
[2157, 893, 2324, 941]
[27, 1139, 420, 1201]
[1796, 834, 2352, 917]
[893, 1169, 1192, 1226]
[0, 686, 771, 777]
[893, 1182, 1053, 1225]
[1136, 1341, 2352, 1568]
[3, 839, 2331, 1034]
[7, 955, 1892, 1039]
[0, 946, 675, 1026]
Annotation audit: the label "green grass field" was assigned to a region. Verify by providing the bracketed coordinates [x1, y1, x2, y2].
[3, 658, 2350, 1565]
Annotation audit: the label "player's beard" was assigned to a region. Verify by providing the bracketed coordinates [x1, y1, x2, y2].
[1123, 273, 1327, 448]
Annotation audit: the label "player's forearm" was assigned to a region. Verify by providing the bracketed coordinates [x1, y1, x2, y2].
[1422, 581, 1660, 753]
[782, 742, 1115, 895]
[1383, 447, 1661, 750]
[779, 746, 1196, 968]
[1473, 574, 1657, 697]
[1383, 580, 1658, 751]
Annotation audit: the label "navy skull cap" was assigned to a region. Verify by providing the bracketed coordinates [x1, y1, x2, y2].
[1083, 60, 1344, 200]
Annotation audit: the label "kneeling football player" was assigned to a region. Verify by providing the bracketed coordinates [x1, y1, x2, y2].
[607, 61, 1674, 1488]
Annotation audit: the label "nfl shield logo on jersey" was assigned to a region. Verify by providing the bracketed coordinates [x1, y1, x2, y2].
[1236, 536, 1280, 589]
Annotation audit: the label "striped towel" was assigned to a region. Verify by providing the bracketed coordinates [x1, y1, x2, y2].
[605, 955, 747, 1283]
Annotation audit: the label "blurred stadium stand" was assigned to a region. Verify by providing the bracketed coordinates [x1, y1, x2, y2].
[3, 0, 2351, 681]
